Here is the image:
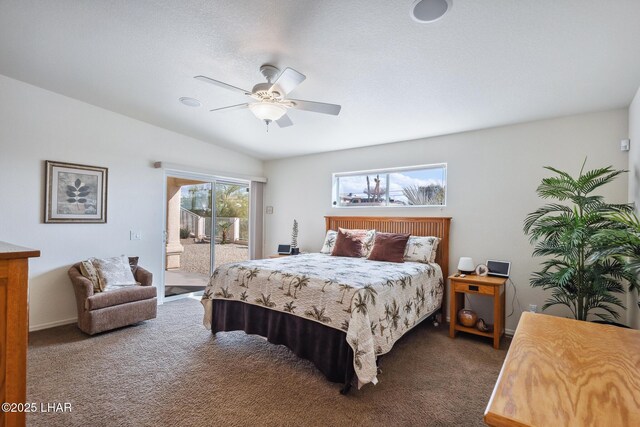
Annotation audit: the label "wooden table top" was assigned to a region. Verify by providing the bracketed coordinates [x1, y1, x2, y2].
[448, 274, 507, 286]
[0, 241, 40, 260]
[484, 312, 640, 427]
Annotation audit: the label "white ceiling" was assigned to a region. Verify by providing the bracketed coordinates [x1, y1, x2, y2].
[1, 0, 640, 160]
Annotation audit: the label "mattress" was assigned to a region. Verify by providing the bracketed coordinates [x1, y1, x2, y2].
[201, 253, 444, 386]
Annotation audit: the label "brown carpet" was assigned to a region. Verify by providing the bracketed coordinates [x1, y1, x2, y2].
[28, 299, 509, 427]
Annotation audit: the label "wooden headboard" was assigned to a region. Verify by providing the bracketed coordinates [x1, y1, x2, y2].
[325, 216, 452, 279]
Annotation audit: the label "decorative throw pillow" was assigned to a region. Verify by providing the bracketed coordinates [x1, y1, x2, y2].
[320, 230, 338, 254]
[79, 260, 102, 293]
[367, 232, 410, 263]
[337, 228, 376, 257]
[91, 255, 138, 291]
[331, 228, 365, 258]
[128, 256, 139, 275]
[360, 229, 377, 258]
[404, 236, 440, 264]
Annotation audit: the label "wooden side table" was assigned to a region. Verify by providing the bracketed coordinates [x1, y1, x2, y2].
[269, 254, 290, 258]
[448, 274, 507, 349]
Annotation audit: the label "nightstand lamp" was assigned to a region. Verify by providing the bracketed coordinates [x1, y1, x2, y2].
[457, 257, 475, 274]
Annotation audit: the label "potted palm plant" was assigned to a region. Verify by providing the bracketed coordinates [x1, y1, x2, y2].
[592, 210, 640, 312]
[524, 161, 637, 322]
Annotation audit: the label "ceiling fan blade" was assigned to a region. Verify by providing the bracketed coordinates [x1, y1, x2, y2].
[194, 75, 252, 96]
[209, 103, 249, 112]
[269, 68, 306, 95]
[289, 99, 341, 115]
[276, 114, 293, 128]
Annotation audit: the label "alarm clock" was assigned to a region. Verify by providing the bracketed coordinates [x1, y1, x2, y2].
[475, 264, 489, 277]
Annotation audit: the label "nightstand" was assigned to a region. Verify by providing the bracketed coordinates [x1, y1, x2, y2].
[448, 274, 507, 349]
[268, 254, 290, 258]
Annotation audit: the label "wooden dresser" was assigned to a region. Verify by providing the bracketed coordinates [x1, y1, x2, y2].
[0, 242, 40, 427]
[485, 312, 640, 426]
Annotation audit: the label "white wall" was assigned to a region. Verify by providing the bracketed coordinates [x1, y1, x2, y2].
[0, 74, 263, 330]
[628, 86, 640, 329]
[264, 109, 630, 332]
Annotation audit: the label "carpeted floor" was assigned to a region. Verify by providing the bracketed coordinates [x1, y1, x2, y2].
[28, 299, 509, 427]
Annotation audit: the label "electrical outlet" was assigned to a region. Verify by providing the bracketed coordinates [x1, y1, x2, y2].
[528, 304, 538, 313]
[130, 230, 142, 241]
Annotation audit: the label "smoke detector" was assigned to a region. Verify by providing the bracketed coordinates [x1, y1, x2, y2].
[179, 97, 201, 107]
[411, 0, 452, 23]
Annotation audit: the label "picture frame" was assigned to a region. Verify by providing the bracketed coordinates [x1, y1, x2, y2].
[44, 160, 108, 223]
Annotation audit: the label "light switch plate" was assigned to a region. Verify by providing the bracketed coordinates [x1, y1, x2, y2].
[265, 206, 274, 214]
[130, 230, 142, 241]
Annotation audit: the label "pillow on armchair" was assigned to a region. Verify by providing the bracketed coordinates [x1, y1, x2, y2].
[79, 260, 101, 292]
[90, 255, 138, 291]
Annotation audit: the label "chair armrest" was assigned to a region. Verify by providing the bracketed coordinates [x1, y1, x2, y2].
[135, 266, 153, 286]
[68, 266, 95, 300]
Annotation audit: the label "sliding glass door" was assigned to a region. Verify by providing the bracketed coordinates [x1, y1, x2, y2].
[213, 182, 250, 270]
[164, 174, 250, 299]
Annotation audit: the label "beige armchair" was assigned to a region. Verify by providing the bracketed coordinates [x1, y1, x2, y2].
[68, 261, 157, 335]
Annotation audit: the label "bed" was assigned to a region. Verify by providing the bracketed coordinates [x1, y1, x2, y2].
[201, 216, 451, 392]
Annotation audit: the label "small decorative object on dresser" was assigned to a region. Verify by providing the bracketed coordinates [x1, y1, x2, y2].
[457, 309, 478, 327]
[45, 160, 108, 223]
[290, 219, 299, 255]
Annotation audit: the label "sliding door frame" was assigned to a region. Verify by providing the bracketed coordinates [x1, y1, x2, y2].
[160, 169, 251, 304]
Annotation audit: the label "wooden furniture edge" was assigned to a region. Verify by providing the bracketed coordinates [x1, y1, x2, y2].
[0, 241, 40, 260]
[448, 274, 507, 286]
[1, 242, 38, 427]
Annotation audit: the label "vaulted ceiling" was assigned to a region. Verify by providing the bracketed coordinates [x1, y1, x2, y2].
[1, 0, 640, 159]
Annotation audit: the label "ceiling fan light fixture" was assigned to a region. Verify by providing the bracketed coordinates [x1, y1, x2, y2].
[248, 102, 287, 121]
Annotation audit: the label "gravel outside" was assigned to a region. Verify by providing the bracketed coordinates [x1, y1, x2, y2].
[180, 238, 248, 274]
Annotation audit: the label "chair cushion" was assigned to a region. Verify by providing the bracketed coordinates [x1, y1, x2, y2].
[85, 285, 157, 311]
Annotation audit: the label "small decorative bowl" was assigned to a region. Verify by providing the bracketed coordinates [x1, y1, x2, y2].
[457, 309, 478, 327]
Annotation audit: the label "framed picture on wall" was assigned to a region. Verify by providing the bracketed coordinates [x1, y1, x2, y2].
[44, 160, 108, 223]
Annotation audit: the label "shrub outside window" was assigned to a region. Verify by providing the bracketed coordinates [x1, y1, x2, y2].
[332, 164, 447, 208]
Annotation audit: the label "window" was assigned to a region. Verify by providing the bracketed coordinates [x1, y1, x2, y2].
[332, 164, 447, 208]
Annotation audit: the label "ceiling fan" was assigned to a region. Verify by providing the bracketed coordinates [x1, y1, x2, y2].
[194, 64, 341, 129]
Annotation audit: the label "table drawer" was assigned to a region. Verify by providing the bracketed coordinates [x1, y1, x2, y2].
[454, 282, 494, 295]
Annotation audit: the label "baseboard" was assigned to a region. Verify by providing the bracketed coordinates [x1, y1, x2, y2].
[29, 317, 77, 332]
[445, 316, 515, 338]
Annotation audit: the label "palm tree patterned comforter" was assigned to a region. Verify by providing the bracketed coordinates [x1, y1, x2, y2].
[201, 253, 443, 387]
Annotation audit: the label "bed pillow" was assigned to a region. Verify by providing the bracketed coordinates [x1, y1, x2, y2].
[404, 236, 440, 264]
[91, 255, 138, 291]
[338, 228, 376, 257]
[320, 230, 338, 254]
[360, 229, 376, 257]
[367, 232, 410, 263]
[331, 228, 366, 258]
